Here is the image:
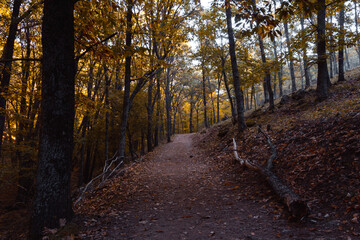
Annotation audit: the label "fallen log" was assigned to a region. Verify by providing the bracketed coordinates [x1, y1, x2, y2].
[232, 128, 308, 219]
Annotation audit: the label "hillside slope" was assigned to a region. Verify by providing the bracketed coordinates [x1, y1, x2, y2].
[196, 68, 360, 237]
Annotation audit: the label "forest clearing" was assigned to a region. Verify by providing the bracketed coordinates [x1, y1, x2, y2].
[0, 0, 359, 239]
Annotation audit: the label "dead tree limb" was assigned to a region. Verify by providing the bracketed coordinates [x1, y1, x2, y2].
[258, 126, 277, 169]
[232, 130, 308, 219]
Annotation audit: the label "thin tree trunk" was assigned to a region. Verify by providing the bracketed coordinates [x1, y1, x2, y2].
[207, 77, 216, 124]
[202, 62, 208, 128]
[217, 75, 221, 123]
[355, 0, 360, 65]
[16, 21, 33, 203]
[147, 77, 154, 152]
[300, 15, 311, 88]
[104, 64, 110, 169]
[316, 0, 330, 100]
[118, 0, 133, 159]
[189, 93, 194, 133]
[225, 0, 246, 132]
[0, 0, 23, 159]
[280, 0, 296, 92]
[338, 2, 345, 82]
[221, 56, 236, 120]
[30, 0, 75, 238]
[258, 34, 274, 110]
[345, 47, 350, 70]
[165, 67, 172, 142]
[154, 78, 160, 147]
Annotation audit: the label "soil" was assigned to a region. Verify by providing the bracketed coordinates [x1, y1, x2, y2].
[75, 134, 352, 240]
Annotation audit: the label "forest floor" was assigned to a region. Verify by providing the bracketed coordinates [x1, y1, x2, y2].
[74, 69, 360, 240]
[1, 69, 359, 239]
[74, 134, 343, 240]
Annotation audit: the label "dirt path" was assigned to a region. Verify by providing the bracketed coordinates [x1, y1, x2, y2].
[77, 134, 344, 240]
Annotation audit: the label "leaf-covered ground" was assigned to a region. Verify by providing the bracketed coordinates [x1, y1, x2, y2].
[1, 70, 359, 239]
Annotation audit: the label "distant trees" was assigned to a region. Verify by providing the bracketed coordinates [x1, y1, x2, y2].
[0, 0, 358, 237]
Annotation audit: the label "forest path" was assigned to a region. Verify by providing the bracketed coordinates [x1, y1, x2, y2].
[77, 134, 331, 240]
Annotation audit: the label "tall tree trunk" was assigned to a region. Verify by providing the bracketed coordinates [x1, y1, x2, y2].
[345, 47, 351, 70]
[225, 0, 246, 132]
[189, 93, 194, 133]
[165, 67, 172, 142]
[316, 0, 330, 100]
[16, 23, 34, 203]
[280, 0, 296, 92]
[0, 0, 23, 159]
[147, 77, 154, 152]
[207, 77, 216, 124]
[217, 75, 221, 123]
[338, 1, 345, 82]
[154, 78, 160, 147]
[279, 41, 284, 96]
[202, 62, 208, 128]
[300, 15, 311, 88]
[30, 0, 75, 238]
[258, 35, 274, 110]
[355, 0, 360, 65]
[118, 0, 133, 159]
[221, 56, 236, 120]
[104, 64, 110, 169]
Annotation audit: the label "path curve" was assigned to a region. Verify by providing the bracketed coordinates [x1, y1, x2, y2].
[77, 134, 334, 240]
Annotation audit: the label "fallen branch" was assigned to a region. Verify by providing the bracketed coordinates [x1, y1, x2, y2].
[258, 126, 277, 169]
[74, 157, 123, 206]
[232, 129, 308, 219]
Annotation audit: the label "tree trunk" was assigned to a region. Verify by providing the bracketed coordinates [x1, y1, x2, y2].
[202, 62, 208, 128]
[30, 0, 75, 238]
[118, 0, 133, 159]
[189, 93, 194, 133]
[0, 0, 23, 159]
[154, 78, 161, 147]
[104, 64, 110, 170]
[280, 0, 296, 92]
[225, 0, 246, 132]
[147, 77, 154, 152]
[300, 15, 311, 88]
[316, 0, 330, 100]
[217, 75, 221, 123]
[221, 56, 236, 120]
[165, 67, 172, 142]
[16, 21, 34, 203]
[345, 47, 351, 70]
[355, 0, 360, 65]
[279, 41, 284, 96]
[258, 35, 274, 110]
[338, 2, 345, 82]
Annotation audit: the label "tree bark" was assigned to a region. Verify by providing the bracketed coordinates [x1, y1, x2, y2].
[225, 0, 246, 132]
[258, 35, 274, 110]
[154, 78, 161, 147]
[221, 56, 236, 120]
[338, 1, 345, 82]
[147, 77, 154, 152]
[300, 15, 311, 88]
[280, 0, 296, 92]
[189, 93, 194, 133]
[165, 67, 172, 142]
[316, 0, 330, 100]
[202, 62, 209, 128]
[16, 22, 34, 203]
[118, 0, 133, 159]
[0, 0, 23, 159]
[30, 0, 75, 238]
[355, 0, 360, 65]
